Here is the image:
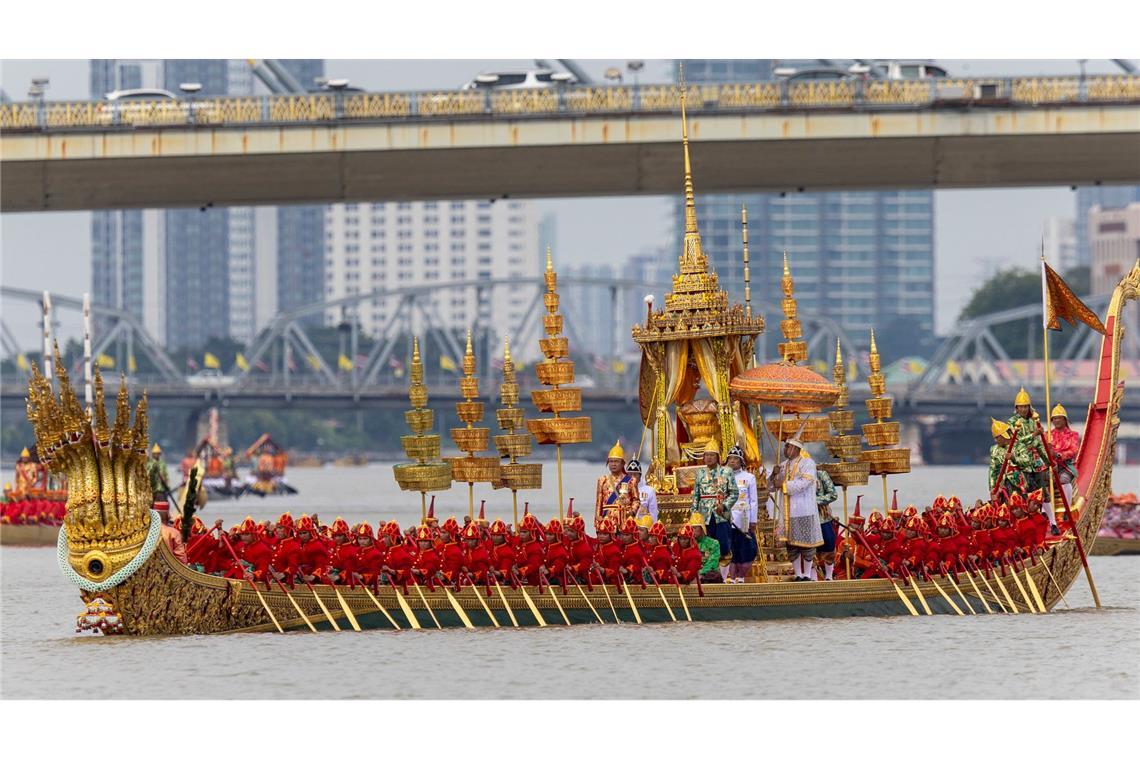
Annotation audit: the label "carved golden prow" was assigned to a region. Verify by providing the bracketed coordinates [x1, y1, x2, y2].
[26, 354, 154, 585]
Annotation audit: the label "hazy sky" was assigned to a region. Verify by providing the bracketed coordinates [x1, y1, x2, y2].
[0, 58, 1131, 349]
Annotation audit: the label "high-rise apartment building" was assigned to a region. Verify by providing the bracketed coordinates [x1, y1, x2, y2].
[1076, 185, 1140, 266]
[1089, 203, 1140, 296]
[323, 199, 540, 356]
[1042, 216, 1079, 274]
[671, 61, 936, 353]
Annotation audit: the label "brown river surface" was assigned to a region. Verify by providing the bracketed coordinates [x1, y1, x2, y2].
[2, 462, 1138, 699]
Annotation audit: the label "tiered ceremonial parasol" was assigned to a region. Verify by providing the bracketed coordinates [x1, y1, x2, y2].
[526, 249, 592, 519]
[392, 337, 453, 520]
[819, 340, 870, 573]
[493, 337, 542, 528]
[450, 331, 501, 519]
[858, 331, 911, 512]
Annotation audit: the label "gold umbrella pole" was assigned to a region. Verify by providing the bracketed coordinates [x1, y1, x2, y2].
[512, 490, 519, 530]
[420, 492, 426, 523]
[527, 249, 591, 516]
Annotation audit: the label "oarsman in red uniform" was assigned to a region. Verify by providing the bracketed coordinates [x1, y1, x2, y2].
[544, 518, 570, 585]
[900, 516, 930, 575]
[271, 512, 295, 547]
[461, 522, 492, 586]
[594, 518, 624, 585]
[290, 515, 331, 584]
[869, 519, 899, 579]
[1015, 490, 1049, 554]
[225, 516, 274, 582]
[351, 524, 384, 587]
[185, 518, 221, 572]
[380, 521, 414, 586]
[928, 513, 964, 573]
[410, 525, 442, 588]
[887, 491, 902, 529]
[327, 518, 358, 585]
[564, 515, 596, 584]
[488, 520, 519, 585]
[645, 522, 673, 584]
[439, 520, 467, 586]
[618, 516, 648, 586]
[990, 505, 1018, 562]
[515, 514, 548, 586]
[671, 525, 704, 585]
[835, 497, 871, 579]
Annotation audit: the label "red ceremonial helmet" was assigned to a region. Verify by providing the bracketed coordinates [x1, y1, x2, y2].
[441, 517, 460, 537]
[931, 495, 947, 512]
[905, 516, 925, 533]
[296, 515, 316, 534]
[1007, 491, 1026, 510]
[903, 505, 918, 520]
[596, 517, 616, 535]
[238, 516, 258, 534]
[938, 513, 956, 533]
[677, 525, 695, 540]
[997, 505, 1013, 523]
[867, 511, 883, 527]
[461, 523, 482, 541]
[649, 522, 667, 541]
[620, 516, 639, 536]
[277, 512, 294, 531]
[331, 517, 350, 536]
[947, 495, 963, 512]
[415, 525, 433, 542]
[567, 515, 586, 534]
[546, 518, 564, 537]
[489, 519, 509, 537]
[382, 520, 402, 538]
[354, 523, 374, 541]
[850, 496, 865, 525]
[520, 514, 542, 533]
[1027, 489, 1044, 507]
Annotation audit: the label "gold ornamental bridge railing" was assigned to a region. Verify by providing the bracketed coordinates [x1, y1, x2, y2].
[2, 76, 1139, 132]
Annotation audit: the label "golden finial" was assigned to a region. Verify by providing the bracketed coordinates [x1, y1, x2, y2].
[504, 335, 511, 362]
[870, 329, 878, 355]
[412, 336, 421, 362]
[741, 204, 751, 319]
[546, 246, 553, 272]
[680, 63, 699, 239]
[465, 330, 473, 355]
[783, 250, 790, 278]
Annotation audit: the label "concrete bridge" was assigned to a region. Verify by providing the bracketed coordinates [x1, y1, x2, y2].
[3, 76, 1139, 212]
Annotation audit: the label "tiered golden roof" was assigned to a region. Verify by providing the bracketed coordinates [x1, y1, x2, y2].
[26, 350, 152, 585]
[393, 337, 453, 496]
[494, 337, 542, 492]
[631, 78, 764, 345]
[449, 332, 501, 493]
[858, 331, 911, 475]
[820, 340, 870, 487]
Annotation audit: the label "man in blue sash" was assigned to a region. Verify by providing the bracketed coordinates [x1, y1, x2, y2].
[692, 441, 738, 580]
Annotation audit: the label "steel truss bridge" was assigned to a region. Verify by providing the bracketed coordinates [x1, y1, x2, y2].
[3, 283, 1137, 422]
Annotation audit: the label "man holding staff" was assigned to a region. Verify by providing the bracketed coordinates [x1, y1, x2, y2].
[769, 437, 821, 581]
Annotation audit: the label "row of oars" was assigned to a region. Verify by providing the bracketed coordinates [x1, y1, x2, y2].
[840, 519, 1069, 618]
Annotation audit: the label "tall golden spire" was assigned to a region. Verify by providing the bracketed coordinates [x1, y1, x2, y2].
[860, 329, 911, 510]
[393, 336, 453, 521]
[742, 205, 752, 319]
[494, 336, 541, 528]
[778, 251, 807, 364]
[450, 330, 500, 519]
[680, 63, 699, 241]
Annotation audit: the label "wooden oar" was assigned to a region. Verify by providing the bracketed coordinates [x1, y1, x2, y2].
[361, 582, 401, 630]
[620, 577, 643, 624]
[217, 532, 282, 632]
[1004, 559, 1037, 614]
[410, 579, 442, 629]
[960, 565, 993, 614]
[939, 564, 976, 615]
[594, 569, 622, 624]
[991, 564, 1021, 613]
[464, 574, 500, 627]
[968, 559, 1007, 613]
[492, 576, 520, 628]
[442, 585, 475, 629]
[1016, 558, 1048, 613]
[568, 572, 604, 624]
[333, 586, 362, 631]
[1036, 421, 1100, 608]
[1039, 549, 1070, 609]
[546, 578, 571, 626]
[641, 561, 677, 622]
[304, 581, 341, 630]
[513, 575, 548, 627]
[903, 568, 933, 615]
[388, 579, 422, 629]
[838, 519, 917, 617]
[268, 565, 317, 631]
[670, 570, 693, 622]
[925, 571, 963, 615]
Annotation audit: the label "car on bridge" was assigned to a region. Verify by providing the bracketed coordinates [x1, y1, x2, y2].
[186, 368, 236, 388]
[460, 69, 578, 90]
[99, 88, 204, 126]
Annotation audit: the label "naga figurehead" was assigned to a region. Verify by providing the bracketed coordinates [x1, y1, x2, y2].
[26, 346, 159, 592]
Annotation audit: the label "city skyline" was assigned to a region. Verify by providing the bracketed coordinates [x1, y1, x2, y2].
[1, 58, 1135, 352]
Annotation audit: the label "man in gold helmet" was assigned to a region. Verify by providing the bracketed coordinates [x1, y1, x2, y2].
[595, 440, 639, 525]
[988, 418, 1027, 496]
[1047, 403, 1079, 531]
[12, 447, 42, 498]
[692, 440, 738, 578]
[146, 443, 171, 508]
[1006, 387, 1049, 494]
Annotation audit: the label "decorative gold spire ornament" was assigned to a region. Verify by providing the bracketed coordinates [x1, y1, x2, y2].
[26, 358, 153, 587]
[527, 248, 592, 519]
[493, 337, 542, 528]
[820, 341, 870, 571]
[859, 330, 911, 512]
[393, 337, 453, 521]
[449, 331, 501, 519]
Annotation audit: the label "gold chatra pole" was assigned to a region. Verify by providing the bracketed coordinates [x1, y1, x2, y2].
[556, 443, 565, 520]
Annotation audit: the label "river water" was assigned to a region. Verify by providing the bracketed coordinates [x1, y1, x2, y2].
[2, 462, 1138, 699]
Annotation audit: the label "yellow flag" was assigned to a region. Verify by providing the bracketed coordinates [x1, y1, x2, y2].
[16, 354, 29, 370]
[235, 352, 250, 371]
[306, 354, 321, 370]
[338, 354, 353, 371]
[96, 353, 115, 369]
[204, 352, 221, 369]
[128, 354, 138, 373]
[946, 359, 961, 381]
[440, 354, 457, 372]
[612, 359, 626, 374]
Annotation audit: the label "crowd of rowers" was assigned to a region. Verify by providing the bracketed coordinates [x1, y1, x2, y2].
[1, 447, 65, 525]
[161, 506, 722, 592]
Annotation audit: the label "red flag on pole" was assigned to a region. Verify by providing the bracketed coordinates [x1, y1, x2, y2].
[1041, 260, 1105, 334]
